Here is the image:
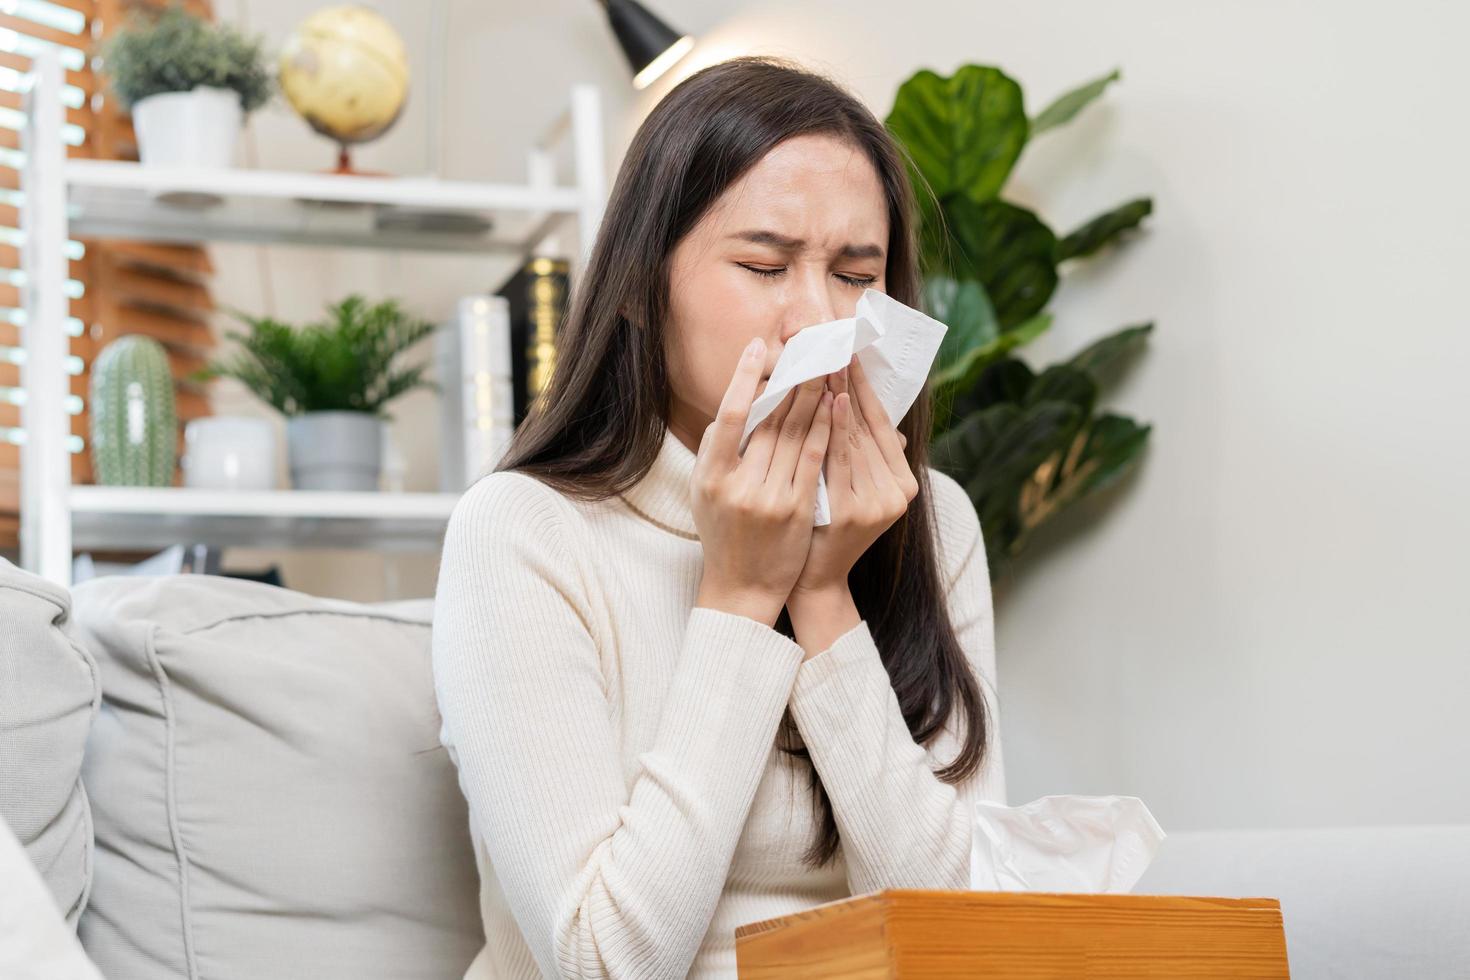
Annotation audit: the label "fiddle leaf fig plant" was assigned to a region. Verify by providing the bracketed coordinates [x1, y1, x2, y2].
[885, 64, 1154, 578]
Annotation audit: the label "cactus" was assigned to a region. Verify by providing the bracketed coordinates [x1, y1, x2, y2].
[90, 336, 177, 486]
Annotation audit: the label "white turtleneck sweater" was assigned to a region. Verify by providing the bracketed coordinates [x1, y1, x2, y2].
[431, 426, 1006, 979]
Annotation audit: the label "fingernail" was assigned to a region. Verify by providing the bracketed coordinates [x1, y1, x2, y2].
[745, 338, 764, 358]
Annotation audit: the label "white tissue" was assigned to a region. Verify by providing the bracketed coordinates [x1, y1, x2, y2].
[970, 795, 1166, 893]
[738, 289, 948, 525]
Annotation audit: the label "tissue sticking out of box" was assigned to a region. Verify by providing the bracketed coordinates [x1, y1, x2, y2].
[970, 795, 1166, 893]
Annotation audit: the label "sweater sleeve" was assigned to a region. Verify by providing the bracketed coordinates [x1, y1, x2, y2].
[786, 470, 1007, 896]
[431, 473, 806, 980]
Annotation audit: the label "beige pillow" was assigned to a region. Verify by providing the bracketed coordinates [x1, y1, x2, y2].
[0, 557, 99, 929]
[71, 575, 482, 979]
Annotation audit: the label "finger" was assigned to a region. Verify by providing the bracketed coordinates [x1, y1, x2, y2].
[848, 357, 908, 480]
[827, 392, 855, 504]
[740, 386, 796, 480]
[843, 384, 881, 498]
[767, 377, 827, 486]
[705, 338, 766, 469]
[795, 390, 834, 503]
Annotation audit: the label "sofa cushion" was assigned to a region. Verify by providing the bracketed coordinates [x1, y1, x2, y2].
[1137, 825, 1470, 979]
[0, 813, 104, 980]
[0, 557, 99, 929]
[71, 575, 483, 980]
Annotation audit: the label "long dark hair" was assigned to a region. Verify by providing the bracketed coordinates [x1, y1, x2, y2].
[497, 56, 988, 868]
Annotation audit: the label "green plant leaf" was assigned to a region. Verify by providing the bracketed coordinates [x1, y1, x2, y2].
[1066, 322, 1154, 384]
[931, 400, 1083, 559]
[200, 295, 437, 417]
[932, 311, 1051, 393]
[1005, 409, 1151, 558]
[922, 275, 998, 375]
[885, 65, 1028, 205]
[1072, 413, 1151, 496]
[1024, 364, 1098, 417]
[931, 198, 1058, 328]
[930, 311, 1051, 434]
[963, 357, 1035, 411]
[935, 402, 1080, 496]
[1021, 369, 1098, 492]
[100, 5, 273, 112]
[1030, 68, 1121, 136]
[1056, 197, 1152, 262]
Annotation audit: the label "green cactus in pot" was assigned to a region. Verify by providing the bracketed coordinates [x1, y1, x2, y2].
[90, 335, 178, 486]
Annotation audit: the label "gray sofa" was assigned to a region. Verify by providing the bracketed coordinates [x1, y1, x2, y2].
[3, 556, 1467, 978]
[0, 557, 483, 979]
[1139, 824, 1470, 978]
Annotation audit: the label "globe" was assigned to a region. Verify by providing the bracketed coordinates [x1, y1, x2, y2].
[278, 5, 409, 170]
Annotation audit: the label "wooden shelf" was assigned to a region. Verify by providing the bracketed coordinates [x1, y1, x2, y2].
[68, 485, 459, 552]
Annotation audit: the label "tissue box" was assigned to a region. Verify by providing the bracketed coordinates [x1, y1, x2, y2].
[735, 889, 1289, 978]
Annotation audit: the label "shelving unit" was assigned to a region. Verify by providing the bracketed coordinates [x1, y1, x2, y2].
[68, 486, 460, 552]
[19, 48, 606, 585]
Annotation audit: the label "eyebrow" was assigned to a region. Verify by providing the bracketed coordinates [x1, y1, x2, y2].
[727, 229, 885, 260]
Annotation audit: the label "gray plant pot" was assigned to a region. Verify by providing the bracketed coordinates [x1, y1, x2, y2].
[286, 411, 382, 491]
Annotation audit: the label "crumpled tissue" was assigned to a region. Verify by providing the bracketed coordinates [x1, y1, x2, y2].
[970, 795, 1166, 893]
[738, 288, 948, 525]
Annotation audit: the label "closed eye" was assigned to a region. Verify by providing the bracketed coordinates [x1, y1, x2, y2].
[736, 263, 877, 288]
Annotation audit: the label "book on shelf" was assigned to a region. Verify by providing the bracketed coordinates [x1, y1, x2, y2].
[438, 296, 515, 492]
[437, 255, 571, 493]
[497, 255, 570, 427]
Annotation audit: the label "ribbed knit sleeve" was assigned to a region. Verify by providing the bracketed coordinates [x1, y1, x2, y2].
[787, 470, 1007, 896]
[431, 472, 807, 980]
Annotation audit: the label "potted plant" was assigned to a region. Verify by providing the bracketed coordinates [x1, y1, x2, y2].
[100, 5, 272, 171]
[196, 296, 437, 492]
[884, 64, 1155, 584]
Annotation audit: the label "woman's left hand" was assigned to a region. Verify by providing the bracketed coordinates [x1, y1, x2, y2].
[789, 356, 919, 600]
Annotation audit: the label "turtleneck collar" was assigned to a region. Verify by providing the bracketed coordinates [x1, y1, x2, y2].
[619, 426, 700, 538]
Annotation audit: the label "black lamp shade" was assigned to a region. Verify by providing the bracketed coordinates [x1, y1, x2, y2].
[604, 0, 688, 82]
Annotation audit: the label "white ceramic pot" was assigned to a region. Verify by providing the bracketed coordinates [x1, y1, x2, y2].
[286, 411, 383, 492]
[181, 416, 277, 491]
[131, 86, 242, 203]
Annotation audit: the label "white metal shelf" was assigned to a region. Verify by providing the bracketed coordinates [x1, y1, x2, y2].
[64, 161, 586, 253]
[68, 486, 459, 552]
[18, 47, 608, 585]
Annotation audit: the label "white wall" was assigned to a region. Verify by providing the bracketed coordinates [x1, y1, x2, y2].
[208, 1, 1469, 833]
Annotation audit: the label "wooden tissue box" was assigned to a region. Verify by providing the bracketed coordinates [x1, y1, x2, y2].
[736, 889, 1289, 978]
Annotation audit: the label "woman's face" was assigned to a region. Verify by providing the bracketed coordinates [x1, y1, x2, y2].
[662, 133, 890, 452]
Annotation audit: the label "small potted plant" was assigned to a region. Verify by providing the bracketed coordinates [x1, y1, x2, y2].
[196, 296, 437, 492]
[100, 5, 272, 171]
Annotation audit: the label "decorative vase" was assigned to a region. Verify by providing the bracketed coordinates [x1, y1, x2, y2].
[286, 411, 382, 491]
[181, 416, 277, 491]
[90, 336, 177, 487]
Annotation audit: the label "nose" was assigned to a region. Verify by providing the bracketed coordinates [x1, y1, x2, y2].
[777, 279, 839, 348]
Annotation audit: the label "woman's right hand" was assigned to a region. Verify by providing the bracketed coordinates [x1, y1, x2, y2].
[692, 337, 834, 627]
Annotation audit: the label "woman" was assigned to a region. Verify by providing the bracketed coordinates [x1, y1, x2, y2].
[432, 56, 1006, 979]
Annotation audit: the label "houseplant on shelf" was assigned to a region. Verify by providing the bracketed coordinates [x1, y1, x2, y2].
[99, 5, 272, 172]
[884, 64, 1155, 583]
[196, 296, 437, 492]
[89, 335, 177, 487]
